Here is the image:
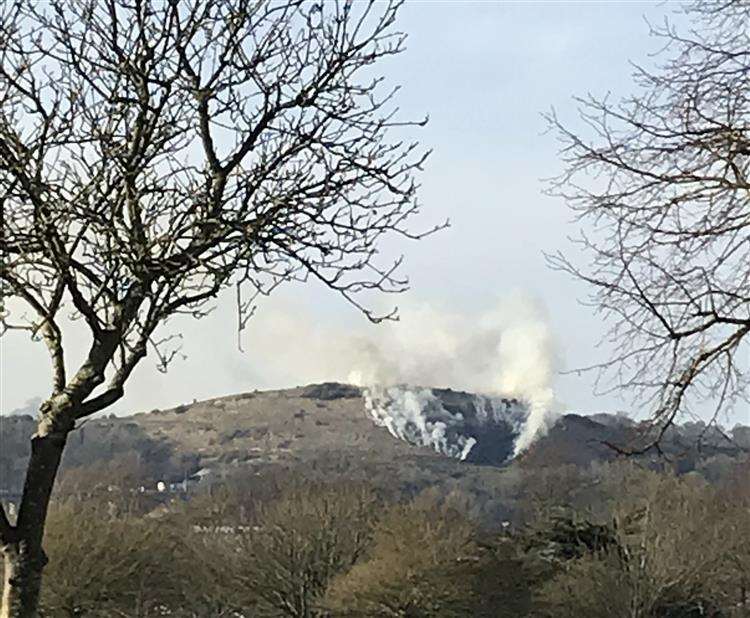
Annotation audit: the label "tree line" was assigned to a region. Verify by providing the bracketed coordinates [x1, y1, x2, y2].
[11, 458, 748, 617]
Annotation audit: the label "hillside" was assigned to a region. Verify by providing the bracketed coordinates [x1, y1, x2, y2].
[2, 383, 747, 510]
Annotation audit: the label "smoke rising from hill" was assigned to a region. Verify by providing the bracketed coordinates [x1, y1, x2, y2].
[362, 385, 530, 462]
[249, 292, 560, 457]
[363, 386, 480, 460]
[347, 294, 559, 457]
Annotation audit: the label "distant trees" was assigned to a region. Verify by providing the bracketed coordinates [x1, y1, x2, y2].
[40, 501, 201, 618]
[0, 0, 435, 613]
[323, 492, 479, 617]
[2, 465, 748, 617]
[548, 2, 750, 447]
[535, 470, 750, 617]
[207, 482, 378, 617]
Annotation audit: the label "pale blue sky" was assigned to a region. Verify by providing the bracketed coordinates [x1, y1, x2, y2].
[3, 2, 747, 427]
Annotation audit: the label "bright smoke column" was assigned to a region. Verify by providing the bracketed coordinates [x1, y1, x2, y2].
[348, 293, 560, 461]
[494, 313, 557, 456]
[245, 292, 560, 460]
[361, 385, 530, 464]
[364, 386, 477, 461]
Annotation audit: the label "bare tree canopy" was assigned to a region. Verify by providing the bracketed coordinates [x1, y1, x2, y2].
[0, 1, 435, 614]
[1, 0, 434, 423]
[547, 2, 750, 449]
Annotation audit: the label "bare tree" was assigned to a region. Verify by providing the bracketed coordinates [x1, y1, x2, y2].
[40, 499, 203, 618]
[324, 491, 478, 617]
[547, 2, 750, 451]
[206, 481, 378, 617]
[0, 1, 438, 614]
[534, 467, 750, 617]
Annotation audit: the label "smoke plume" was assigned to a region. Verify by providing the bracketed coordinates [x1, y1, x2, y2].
[345, 293, 560, 459]
[362, 385, 531, 462]
[246, 291, 560, 459]
[364, 386, 480, 461]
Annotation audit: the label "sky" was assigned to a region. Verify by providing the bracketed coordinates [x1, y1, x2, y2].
[2, 1, 748, 427]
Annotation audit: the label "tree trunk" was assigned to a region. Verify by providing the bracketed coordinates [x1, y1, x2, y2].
[1, 542, 46, 618]
[1, 431, 68, 618]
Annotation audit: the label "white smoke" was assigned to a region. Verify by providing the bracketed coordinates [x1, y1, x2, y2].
[245, 291, 560, 458]
[364, 386, 478, 460]
[494, 313, 558, 456]
[346, 293, 560, 458]
[362, 384, 530, 461]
